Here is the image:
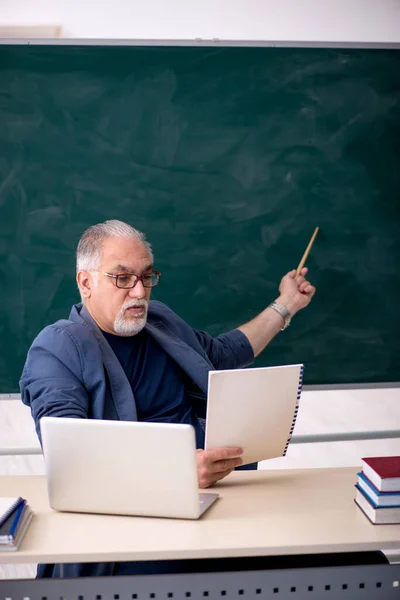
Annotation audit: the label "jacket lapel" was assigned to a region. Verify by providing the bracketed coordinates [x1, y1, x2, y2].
[71, 305, 138, 421]
[145, 321, 211, 394]
[69, 303, 213, 419]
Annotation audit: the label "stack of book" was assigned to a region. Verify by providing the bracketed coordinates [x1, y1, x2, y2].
[355, 456, 400, 524]
[0, 496, 33, 551]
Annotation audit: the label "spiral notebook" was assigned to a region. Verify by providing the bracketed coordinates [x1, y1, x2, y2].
[205, 364, 304, 466]
[0, 497, 23, 528]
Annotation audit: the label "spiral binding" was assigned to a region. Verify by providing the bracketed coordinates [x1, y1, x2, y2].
[283, 364, 304, 456]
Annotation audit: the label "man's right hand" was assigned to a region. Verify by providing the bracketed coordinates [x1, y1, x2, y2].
[196, 447, 243, 488]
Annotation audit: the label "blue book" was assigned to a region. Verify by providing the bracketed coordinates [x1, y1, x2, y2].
[0, 500, 27, 543]
[355, 486, 400, 524]
[356, 472, 400, 508]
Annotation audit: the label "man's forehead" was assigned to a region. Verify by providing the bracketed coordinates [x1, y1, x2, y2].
[101, 237, 152, 264]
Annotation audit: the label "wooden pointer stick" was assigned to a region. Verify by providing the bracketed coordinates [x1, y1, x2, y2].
[296, 227, 319, 276]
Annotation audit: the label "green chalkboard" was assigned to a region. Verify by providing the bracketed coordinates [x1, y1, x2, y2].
[0, 45, 399, 391]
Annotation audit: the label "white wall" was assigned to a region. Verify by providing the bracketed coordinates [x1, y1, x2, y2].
[2, 389, 400, 476]
[1, 0, 400, 44]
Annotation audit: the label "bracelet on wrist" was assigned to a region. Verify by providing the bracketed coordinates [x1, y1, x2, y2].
[269, 301, 292, 330]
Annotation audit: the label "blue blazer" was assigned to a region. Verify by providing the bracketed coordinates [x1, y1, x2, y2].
[21, 301, 254, 439]
[20, 301, 255, 579]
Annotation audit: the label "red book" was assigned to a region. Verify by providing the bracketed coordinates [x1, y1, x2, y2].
[361, 456, 400, 492]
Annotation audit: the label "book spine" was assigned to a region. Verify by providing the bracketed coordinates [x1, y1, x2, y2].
[9, 502, 26, 538]
[283, 364, 304, 456]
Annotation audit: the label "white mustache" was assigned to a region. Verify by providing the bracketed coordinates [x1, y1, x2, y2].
[122, 299, 148, 312]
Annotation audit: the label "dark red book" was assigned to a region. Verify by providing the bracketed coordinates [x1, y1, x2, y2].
[361, 456, 400, 492]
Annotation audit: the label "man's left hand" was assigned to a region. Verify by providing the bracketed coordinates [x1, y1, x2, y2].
[277, 267, 316, 316]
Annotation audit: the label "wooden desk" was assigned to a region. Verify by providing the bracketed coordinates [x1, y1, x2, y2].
[1, 467, 400, 565]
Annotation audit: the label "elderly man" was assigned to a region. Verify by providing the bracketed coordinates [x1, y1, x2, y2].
[20, 219, 315, 578]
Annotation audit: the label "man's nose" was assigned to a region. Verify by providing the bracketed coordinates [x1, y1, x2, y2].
[128, 279, 146, 299]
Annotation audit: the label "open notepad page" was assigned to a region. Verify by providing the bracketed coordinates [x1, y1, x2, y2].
[205, 364, 304, 466]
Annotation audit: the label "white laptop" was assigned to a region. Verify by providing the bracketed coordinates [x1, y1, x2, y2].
[40, 417, 218, 520]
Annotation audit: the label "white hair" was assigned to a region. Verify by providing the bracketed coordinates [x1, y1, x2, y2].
[76, 219, 153, 272]
[76, 219, 153, 301]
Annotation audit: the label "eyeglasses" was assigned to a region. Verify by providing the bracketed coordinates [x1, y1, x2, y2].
[94, 270, 161, 289]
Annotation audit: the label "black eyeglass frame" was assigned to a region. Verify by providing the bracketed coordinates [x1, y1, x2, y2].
[93, 270, 161, 289]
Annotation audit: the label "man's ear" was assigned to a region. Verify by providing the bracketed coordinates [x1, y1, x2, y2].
[77, 271, 92, 299]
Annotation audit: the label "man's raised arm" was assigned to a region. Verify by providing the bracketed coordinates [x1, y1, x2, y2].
[238, 267, 315, 357]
